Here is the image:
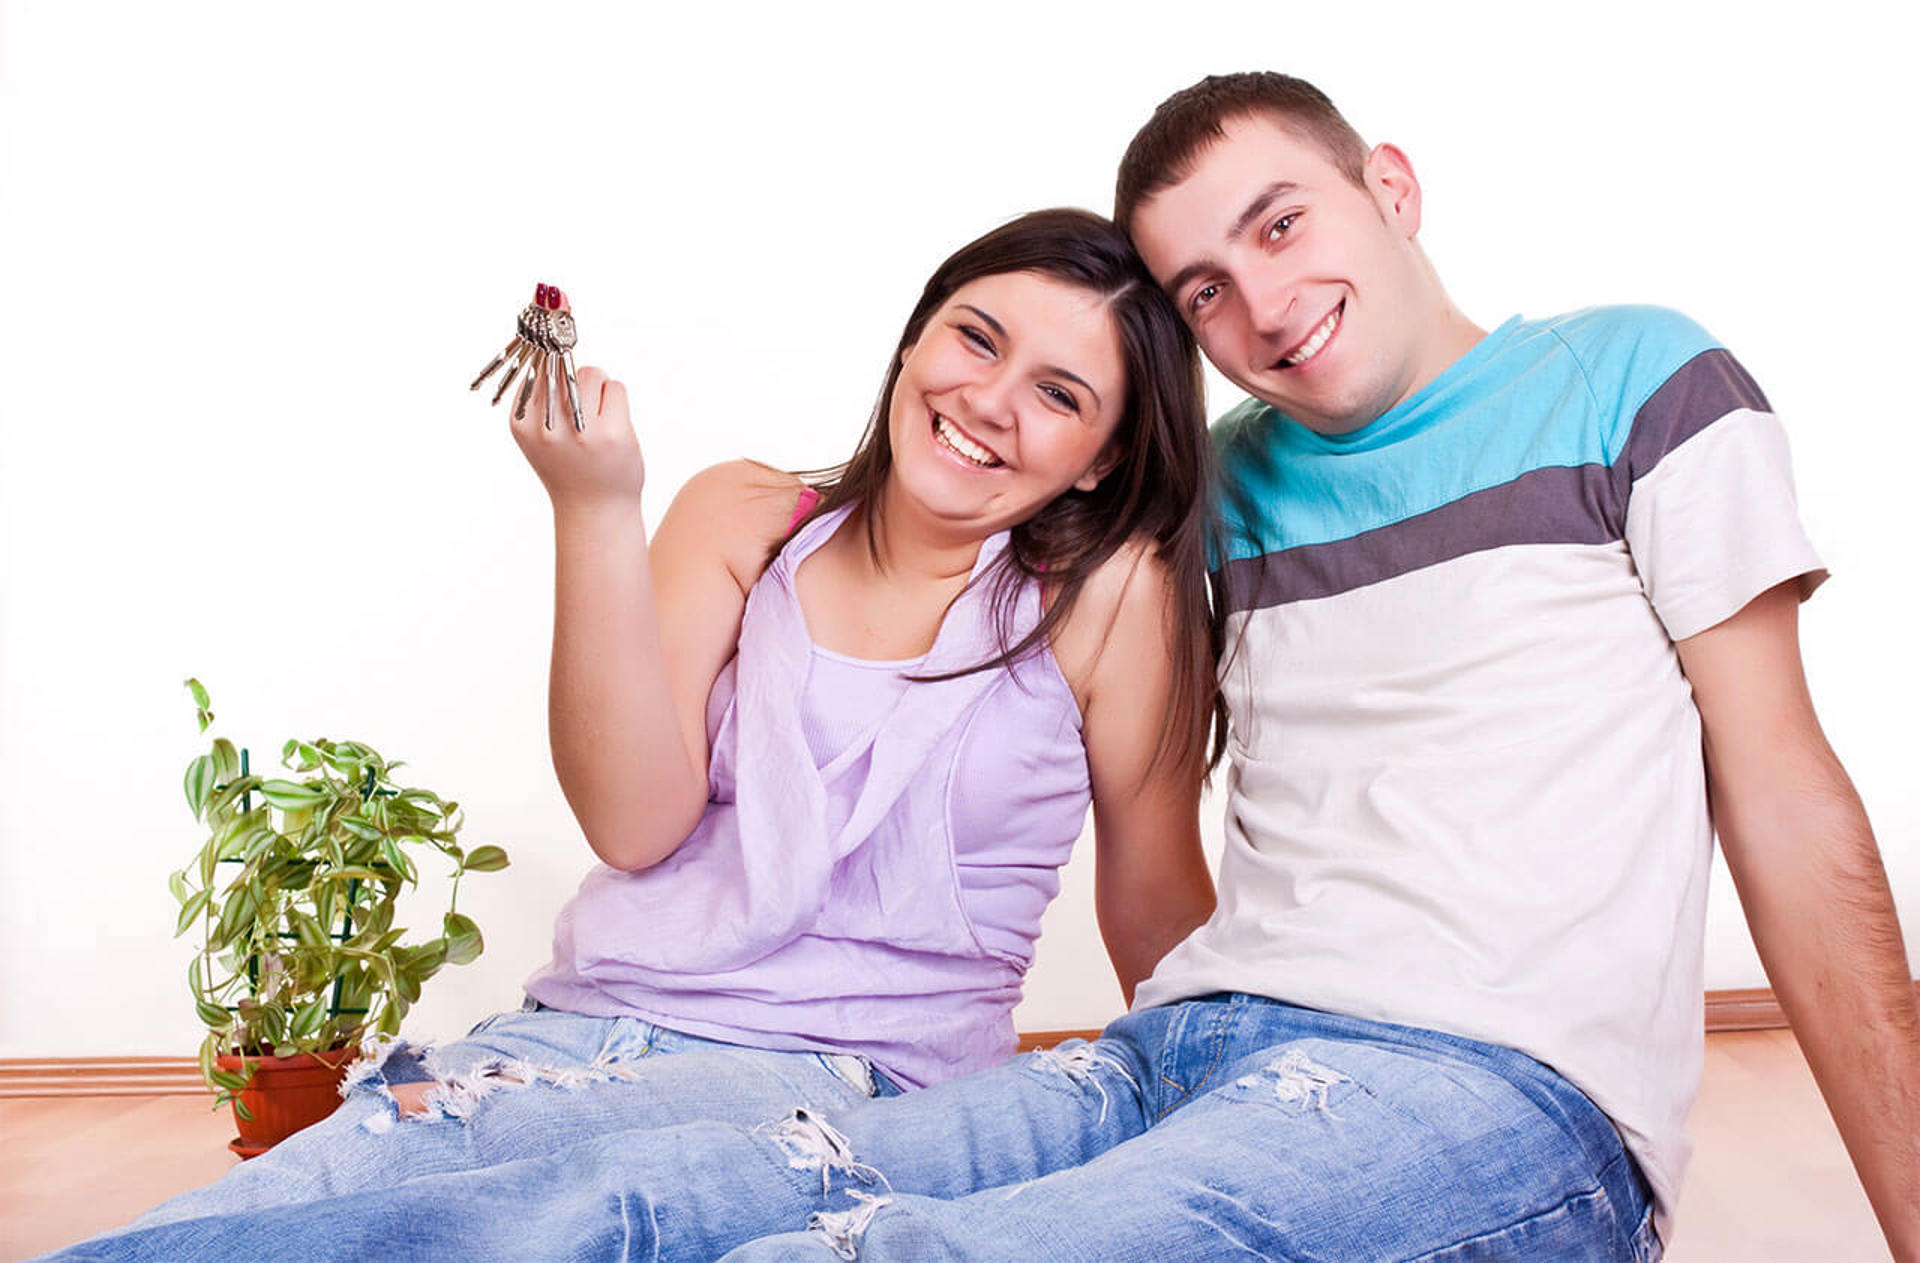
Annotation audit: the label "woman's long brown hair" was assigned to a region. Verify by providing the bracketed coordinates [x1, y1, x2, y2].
[775, 208, 1224, 780]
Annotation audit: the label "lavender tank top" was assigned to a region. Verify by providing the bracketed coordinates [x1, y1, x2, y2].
[524, 501, 1092, 1088]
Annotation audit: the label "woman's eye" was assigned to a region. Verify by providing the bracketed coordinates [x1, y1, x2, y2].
[960, 325, 995, 353]
[1040, 384, 1080, 413]
[1267, 212, 1299, 242]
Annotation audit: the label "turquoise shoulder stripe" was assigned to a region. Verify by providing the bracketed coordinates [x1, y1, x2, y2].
[1212, 306, 1723, 564]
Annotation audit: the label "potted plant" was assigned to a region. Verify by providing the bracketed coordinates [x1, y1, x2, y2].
[172, 679, 510, 1156]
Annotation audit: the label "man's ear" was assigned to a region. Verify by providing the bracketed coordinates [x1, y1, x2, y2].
[1366, 142, 1423, 239]
[1073, 444, 1127, 493]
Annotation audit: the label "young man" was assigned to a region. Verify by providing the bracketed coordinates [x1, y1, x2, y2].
[62, 75, 1917, 1263]
[1111, 73, 1918, 1259]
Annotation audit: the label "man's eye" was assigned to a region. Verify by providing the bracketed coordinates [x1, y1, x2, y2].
[1267, 212, 1300, 241]
[1190, 283, 1221, 313]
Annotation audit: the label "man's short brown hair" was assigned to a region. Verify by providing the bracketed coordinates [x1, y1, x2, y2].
[1114, 73, 1370, 234]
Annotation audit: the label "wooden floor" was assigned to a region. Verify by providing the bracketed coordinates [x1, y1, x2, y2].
[0, 1028, 1890, 1261]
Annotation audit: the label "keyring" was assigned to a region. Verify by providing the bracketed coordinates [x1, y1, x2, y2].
[469, 283, 584, 431]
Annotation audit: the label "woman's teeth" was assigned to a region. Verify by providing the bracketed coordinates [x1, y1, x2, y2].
[1280, 306, 1342, 367]
[934, 415, 1002, 467]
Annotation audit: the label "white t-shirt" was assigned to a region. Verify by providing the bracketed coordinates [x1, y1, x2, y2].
[1136, 307, 1827, 1244]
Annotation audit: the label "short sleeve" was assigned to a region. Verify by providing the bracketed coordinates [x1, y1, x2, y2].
[1619, 349, 1827, 642]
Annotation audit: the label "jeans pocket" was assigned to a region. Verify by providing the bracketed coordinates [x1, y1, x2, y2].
[464, 996, 542, 1038]
[1632, 1206, 1662, 1263]
[464, 1011, 509, 1037]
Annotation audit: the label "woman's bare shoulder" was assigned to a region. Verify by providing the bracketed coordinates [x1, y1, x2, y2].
[1049, 538, 1173, 703]
[658, 460, 812, 591]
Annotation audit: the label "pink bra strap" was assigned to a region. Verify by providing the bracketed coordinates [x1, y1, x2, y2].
[788, 486, 822, 533]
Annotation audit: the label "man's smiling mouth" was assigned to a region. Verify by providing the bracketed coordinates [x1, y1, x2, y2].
[1274, 302, 1343, 369]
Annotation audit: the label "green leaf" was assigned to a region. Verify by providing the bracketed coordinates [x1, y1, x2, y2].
[379, 837, 417, 884]
[461, 846, 509, 873]
[290, 1000, 325, 1042]
[175, 889, 213, 937]
[361, 901, 393, 939]
[338, 814, 381, 843]
[320, 865, 385, 883]
[258, 780, 327, 811]
[211, 738, 241, 785]
[255, 1001, 288, 1045]
[185, 677, 211, 711]
[204, 777, 263, 821]
[208, 1065, 250, 1091]
[211, 884, 254, 950]
[197, 1034, 219, 1089]
[291, 910, 330, 954]
[239, 824, 278, 862]
[442, 913, 483, 966]
[183, 755, 217, 820]
[189, 956, 204, 996]
[233, 1098, 254, 1122]
[213, 810, 259, 861]
[168, 869, 190, 904]
[195, 998, 231, 1028]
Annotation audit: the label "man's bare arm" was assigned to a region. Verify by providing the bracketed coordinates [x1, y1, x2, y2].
[1677, 581, 1919, 1261]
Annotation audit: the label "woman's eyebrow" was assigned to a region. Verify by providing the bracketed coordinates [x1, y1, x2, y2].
[958, 303, 1102, 410]
[958, 304, 1007, 339]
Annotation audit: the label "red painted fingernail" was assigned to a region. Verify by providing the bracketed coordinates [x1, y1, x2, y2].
[553, 288, 565, 308]
[537, 284, 551, 308]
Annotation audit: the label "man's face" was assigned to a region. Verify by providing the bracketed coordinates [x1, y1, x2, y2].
[1129, 115, 1437, 435]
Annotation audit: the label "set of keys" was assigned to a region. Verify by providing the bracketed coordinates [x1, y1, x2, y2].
[469, 283, 585, 431]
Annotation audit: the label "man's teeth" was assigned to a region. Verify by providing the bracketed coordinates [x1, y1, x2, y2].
[935, 415, 1001, 467]
[1280, 307, 1341, 367]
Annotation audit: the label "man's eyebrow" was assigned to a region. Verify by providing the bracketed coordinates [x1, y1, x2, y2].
[1228, 181, 1302, 242]
[957, 303, 1102, 411]
[1163, 260, 1216, 300]
[1159, 181, 1304, 301]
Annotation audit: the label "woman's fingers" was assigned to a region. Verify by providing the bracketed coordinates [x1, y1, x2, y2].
[598, 377, 628, 428]
[507, 355, 643, 501]
[575, 366, 607, 428]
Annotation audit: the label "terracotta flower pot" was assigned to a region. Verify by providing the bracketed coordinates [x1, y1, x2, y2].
[216, 1046, 359, 1158]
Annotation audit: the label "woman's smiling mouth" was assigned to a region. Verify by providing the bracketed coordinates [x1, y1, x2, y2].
[932, 411, 1005, 468]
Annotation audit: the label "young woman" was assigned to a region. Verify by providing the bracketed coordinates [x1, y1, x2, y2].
[61, 208, 1221, 1252]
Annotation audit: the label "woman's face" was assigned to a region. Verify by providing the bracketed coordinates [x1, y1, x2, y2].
[886, 270, 1127, 536]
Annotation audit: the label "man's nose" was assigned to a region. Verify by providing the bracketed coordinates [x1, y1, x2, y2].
[1240, 267, 1298, 341]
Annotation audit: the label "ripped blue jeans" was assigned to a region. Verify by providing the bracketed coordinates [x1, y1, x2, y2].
[43, 999, 893, 1256]
[46, 995, 1658, 1262]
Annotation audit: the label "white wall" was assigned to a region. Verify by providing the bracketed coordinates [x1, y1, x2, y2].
[0, 0, 1912, 1056]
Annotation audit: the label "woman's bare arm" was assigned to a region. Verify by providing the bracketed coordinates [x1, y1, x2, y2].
[516, 367, 798, 870]
[1055, 543, 1217, 1003]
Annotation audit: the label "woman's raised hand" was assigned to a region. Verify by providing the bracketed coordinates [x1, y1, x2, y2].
[512, 350, 647, 512]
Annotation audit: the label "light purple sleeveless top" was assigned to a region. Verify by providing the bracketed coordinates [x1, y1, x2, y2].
[524, 502, 1092, 1088]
